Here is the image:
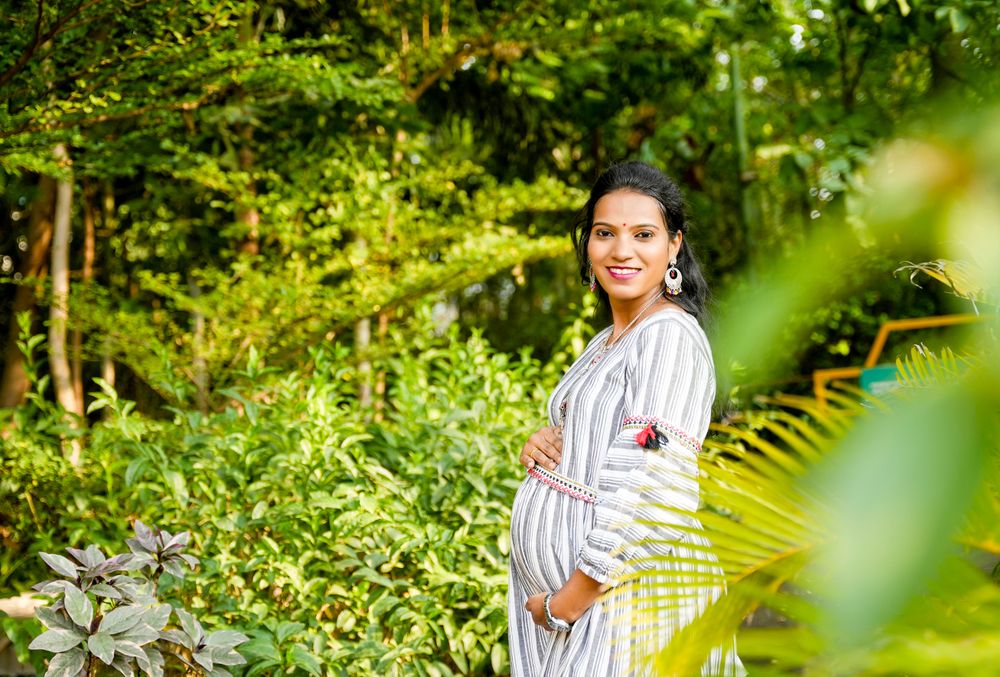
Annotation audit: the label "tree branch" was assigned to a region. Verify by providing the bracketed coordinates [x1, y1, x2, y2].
[0, 0, 46, 90]
[0, 0, 106, 89]
[0, 86, 235, 139]
[405, 41, 487, 102]
[403, 7, 529, 103]
[0, 593, 42, 619]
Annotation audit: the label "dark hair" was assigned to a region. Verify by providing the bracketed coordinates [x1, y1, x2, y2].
[571, 161, 710, 321]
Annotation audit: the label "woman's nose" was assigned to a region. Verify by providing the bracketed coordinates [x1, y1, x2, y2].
[611, 240, 634, 261]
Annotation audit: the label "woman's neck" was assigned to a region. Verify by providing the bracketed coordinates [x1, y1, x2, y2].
[608, 289, 666, 338]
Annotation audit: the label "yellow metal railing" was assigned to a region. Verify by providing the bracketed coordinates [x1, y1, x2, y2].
[812, 313, 981, 408]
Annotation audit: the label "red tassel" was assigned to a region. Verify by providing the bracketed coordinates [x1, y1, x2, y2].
[635, 423, 656, 448]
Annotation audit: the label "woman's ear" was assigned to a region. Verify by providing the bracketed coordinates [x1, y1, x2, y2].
[671, 230, 684, 260]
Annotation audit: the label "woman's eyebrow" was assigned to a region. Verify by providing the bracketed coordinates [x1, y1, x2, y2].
[592, 220, 662, 229]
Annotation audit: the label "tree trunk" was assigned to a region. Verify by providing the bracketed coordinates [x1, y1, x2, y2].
[71, 179, 97, 409]
[373, 309, 390, 422]
[235, 3, 260, 256]
[356, 314, 372, 408]
[371, 129, 406, 419]
[0, 175, 55, 407]
[235, 125, 260, 255]
[422, 6, 430, 49]
[99, 181, 116, 397]
[101, 343, 115, 389]
[0, 593, 41, 619]
[591, 127, 604, 178]
[188, 277, 209, 412]
[48, 144, 83, 463]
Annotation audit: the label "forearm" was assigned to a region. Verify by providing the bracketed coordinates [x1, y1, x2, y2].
[550, 569, 605, 623]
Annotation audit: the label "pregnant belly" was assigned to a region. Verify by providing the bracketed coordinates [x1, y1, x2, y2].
[509, 474, 593, 595]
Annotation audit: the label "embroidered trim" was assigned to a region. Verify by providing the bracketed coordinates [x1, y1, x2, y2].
[527, 466, 598, 504]
[621, 416, 702, 454]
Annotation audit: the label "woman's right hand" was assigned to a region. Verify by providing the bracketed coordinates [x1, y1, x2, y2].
[519, 426, 563, 470]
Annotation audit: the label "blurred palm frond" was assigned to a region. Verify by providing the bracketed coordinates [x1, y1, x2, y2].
[895, 259, 990, 311]
[622, 387, 1000, 675]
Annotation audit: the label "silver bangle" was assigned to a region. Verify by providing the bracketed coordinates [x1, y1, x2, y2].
[543, 593, 572, 632]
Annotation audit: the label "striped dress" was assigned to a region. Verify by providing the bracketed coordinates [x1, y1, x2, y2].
[507, 310, 744, 676]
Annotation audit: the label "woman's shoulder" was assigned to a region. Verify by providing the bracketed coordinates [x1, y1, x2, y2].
[629, 308, 713, 363]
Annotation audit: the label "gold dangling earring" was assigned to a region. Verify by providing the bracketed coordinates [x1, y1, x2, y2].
[588, 262, 597, 292]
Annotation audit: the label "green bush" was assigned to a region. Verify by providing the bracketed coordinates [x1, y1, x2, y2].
[2, 320, 553, 676]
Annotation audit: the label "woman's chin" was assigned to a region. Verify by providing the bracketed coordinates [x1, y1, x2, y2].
[602, 284, 661, 304]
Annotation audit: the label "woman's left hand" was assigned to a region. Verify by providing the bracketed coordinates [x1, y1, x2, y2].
[524, 593, 550, 630]
[524, 571, 603, 630]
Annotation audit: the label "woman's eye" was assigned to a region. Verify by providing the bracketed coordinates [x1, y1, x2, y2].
[636, 230, 654, 239]
[594, 229, 613, 238]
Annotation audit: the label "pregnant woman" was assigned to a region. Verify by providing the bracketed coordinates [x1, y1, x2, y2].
[507, 162, 744, 676]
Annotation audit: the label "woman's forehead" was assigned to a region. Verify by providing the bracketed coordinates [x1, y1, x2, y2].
[593, 191, 664, 225]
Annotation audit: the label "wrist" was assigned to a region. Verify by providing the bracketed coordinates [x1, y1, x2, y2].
[550, 569, 603, 624]
[543, 592, 572, 631]
[549, 590, 583, 624]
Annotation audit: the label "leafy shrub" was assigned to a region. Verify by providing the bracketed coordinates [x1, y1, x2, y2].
[29, 520, 247, 676]
[1, 319, 133, 592]
[4, 317, 553, 675]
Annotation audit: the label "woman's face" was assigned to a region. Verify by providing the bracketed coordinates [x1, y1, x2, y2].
[587, 190, 682, 305]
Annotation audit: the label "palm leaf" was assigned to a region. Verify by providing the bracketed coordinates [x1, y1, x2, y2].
[620, 382, 1000, 675]
[895, 259, 990, 308]
[601, 403, 837, 674]
[896, 344, 973, 389]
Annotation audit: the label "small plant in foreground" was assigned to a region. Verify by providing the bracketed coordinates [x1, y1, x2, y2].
[28, 521, 248, 677]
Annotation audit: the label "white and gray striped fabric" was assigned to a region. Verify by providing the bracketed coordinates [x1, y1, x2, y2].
[508, 310, 745, 676]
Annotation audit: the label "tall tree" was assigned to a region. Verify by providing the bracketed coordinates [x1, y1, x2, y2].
[46, 143, 82, 462]
[0, 175, 53, 407]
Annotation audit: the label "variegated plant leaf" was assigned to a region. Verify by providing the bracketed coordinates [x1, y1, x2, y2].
[118, 622, 161, 646]
[35, 606, 73, 631]
[132, 521, 157, 552]
[43, 647, 86, 677]
[89, 583, 122, 600]
[143, 604, 172, 631]
[159, 628, 192, 650]
[109, 655, 135, 677]
[88, 631, 116, 665]
[62, 585, 93, 629]
[99, 605, 145, 635]
[29, 628, 84, 653]
[40, 553, 81, 579]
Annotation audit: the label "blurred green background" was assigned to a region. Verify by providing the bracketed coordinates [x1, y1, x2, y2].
[1, 1, 998, 675]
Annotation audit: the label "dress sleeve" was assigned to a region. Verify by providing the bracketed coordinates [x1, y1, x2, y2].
[576, 316, 715, 586]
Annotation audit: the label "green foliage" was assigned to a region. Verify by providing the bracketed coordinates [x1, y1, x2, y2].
[643, 101, 1000, 674]
[727, 251, 950, 397]
[896, 259, 991, 308]
[3, 2, 1000, 675]
[28, 521, 247, 677]
[0, 613, 46, 675]
[637, 370, 1000, 675]
[0, 321, 123, 589]
[3, 315, 551, 675]
[5, 0, 998, 404]
[0, 0, 594, 405]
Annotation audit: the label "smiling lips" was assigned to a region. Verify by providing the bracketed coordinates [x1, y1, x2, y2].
[607, 266, 641, 280]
